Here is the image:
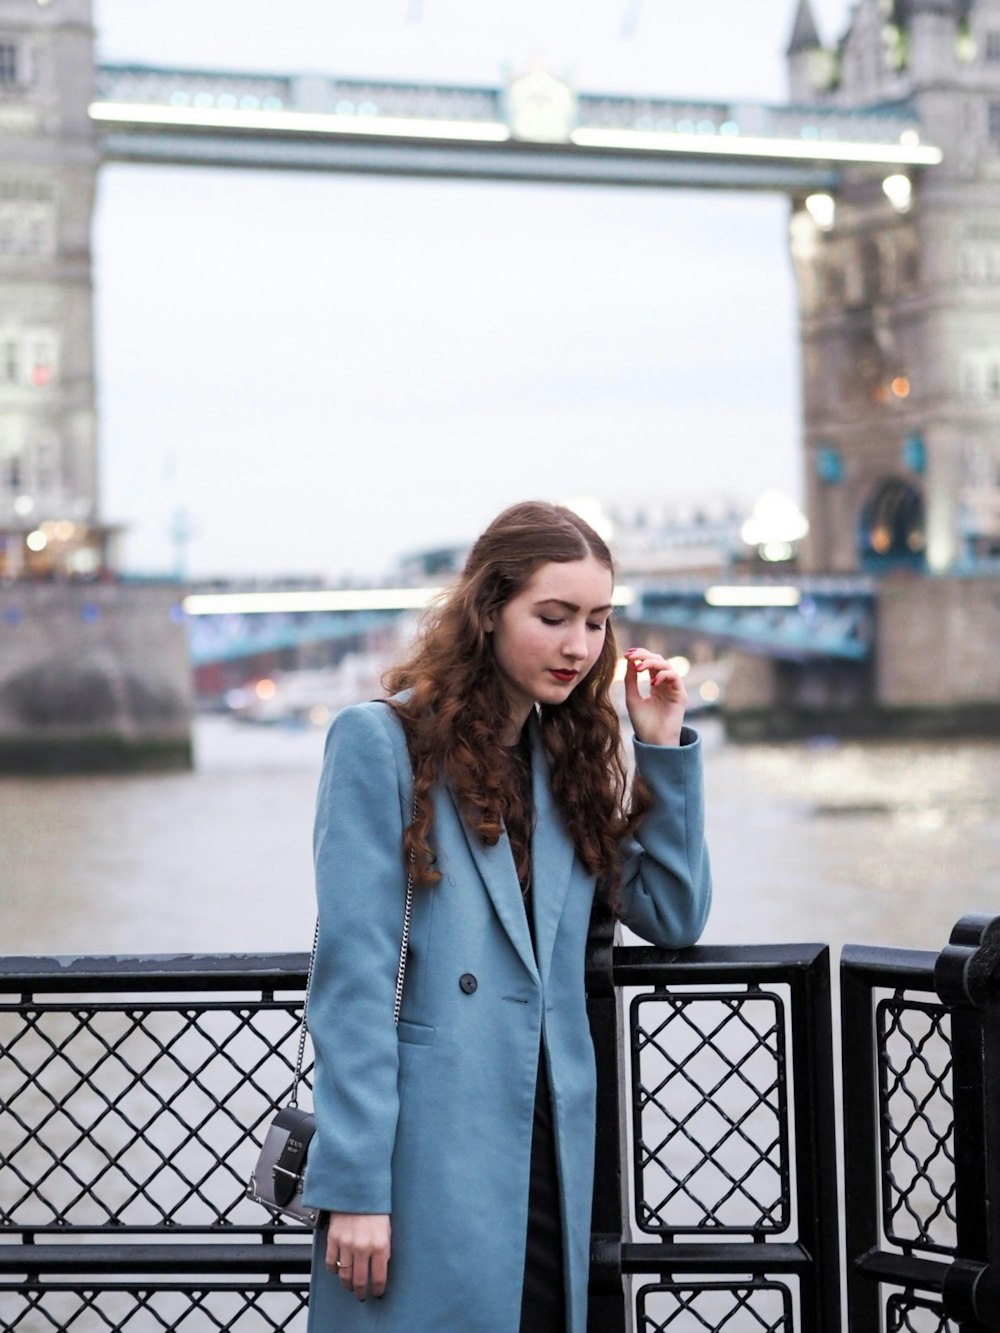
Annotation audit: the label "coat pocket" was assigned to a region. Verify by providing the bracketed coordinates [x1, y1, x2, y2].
[397, 1019, 435, 1047]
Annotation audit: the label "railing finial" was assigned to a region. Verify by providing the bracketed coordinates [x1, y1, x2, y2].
[934, 913, 1000, 1008]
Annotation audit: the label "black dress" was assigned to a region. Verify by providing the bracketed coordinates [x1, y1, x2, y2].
[507, 730, 568, 1333]
[520, 1047, 566, 1331]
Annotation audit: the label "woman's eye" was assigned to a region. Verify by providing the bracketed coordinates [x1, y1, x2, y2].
[540, 616, 563, 627]
[587, 622, 607, 633]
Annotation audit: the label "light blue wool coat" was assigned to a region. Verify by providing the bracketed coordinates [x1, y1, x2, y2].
[303, 701, 711, 1333]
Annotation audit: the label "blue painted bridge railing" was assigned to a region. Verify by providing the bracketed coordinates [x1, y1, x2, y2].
[181, 576, 877, 670]
[632, 577, 876, 663]
[1, 912, 998, 1331]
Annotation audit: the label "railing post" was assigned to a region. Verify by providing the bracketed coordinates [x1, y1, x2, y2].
[840, 949, 884, 1333]
[788, 948, 842, 1331]
[586, 899, 628, 1333]
[935, 914, 1000, 1331]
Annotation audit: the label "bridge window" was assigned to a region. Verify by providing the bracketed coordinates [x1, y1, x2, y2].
[1, 339, 18, 384]
[0, 332, 57, 387]
[0, 43, 18, 87]
[31, 432, 59, 493]
[26, 211, 50, 254]
[817, 447, 843, 484]
[0, 447, 22, 492]
[0, 177, 54, 205]
[986, 32, 1000, 64]
[861, 239, 882, 301]
[29, 338, 54, 387]
[900, 246, 919, 288]
[902, 435, 926, 474]
[0, 203, 54, 255]
[959, 243, 1000, 282]
[824, 263, 845, 305]
[990, 102, 1000, 141]
[961, 350, 1000, 399]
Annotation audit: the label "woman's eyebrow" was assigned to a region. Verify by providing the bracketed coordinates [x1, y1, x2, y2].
[534, 599, 613, 615]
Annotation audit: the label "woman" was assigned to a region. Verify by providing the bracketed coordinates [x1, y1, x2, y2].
[303, 501, 711, 1332]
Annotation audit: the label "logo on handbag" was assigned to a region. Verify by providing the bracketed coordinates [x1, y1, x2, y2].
[246, 1105, 320, 1228]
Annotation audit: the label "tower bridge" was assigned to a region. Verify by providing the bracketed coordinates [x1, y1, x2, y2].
[91, 60, 939, 191]
[0, 0, 998, 762]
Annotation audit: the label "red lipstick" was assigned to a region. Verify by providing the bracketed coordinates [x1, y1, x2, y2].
[549, 669, 577, 682]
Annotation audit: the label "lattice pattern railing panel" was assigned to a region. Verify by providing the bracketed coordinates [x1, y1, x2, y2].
[876, 997, 956, 1254]
[886, 1293, 957, 1333]
[0, 997, 312, 1231]
[0, 1284, 309, 1331]
[636, 1280, 792, 1331]
[631, 990, 790, 1234]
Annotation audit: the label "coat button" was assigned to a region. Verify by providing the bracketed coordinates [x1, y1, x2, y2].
[459, 973, 478, 994]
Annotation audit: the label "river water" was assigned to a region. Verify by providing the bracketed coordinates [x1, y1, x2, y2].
[3, 714, 998, 960]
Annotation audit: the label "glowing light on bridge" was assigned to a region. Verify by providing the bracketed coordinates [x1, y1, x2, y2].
[882, 173, 913, 212]
[182, 585, 638, 616]
[183, 587, 444, 616]
[805, 192, 836, 230]
[570, 126, 943, 168]
[89, 101, 511, 143]
[705, 586, 802, 607]
[740, 491, 809, 562]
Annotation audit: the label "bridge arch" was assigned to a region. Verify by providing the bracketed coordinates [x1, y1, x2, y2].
[857, 476, 926, 572]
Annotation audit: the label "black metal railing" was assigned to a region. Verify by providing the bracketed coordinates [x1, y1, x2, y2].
[1, 913, 998, 1331]
[586, 906, 840, 1332]
[0, 953, 314, 1330]
[842, 914, 1000, 1333]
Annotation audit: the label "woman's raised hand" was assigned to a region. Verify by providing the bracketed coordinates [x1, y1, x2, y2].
[623, 647, 687, 748]
[326, 1212, 391, 1301]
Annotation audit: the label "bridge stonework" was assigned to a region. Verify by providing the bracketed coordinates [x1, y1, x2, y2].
[0, 0, 100, 573]
[789, 0, 1000, 574]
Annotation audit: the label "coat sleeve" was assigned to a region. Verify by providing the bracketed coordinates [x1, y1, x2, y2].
[615, 725, 712, 948]
[301, 703, 409, 1214]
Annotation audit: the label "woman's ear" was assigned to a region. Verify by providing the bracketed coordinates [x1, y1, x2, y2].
[483, 612, 495, 632]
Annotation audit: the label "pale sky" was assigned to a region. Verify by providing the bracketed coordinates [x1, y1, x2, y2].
[91, 1, 856, 580]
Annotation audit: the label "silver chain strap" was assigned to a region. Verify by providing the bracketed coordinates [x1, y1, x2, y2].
[393, 845, 416, 1027]
[289, 832, 417, 1109]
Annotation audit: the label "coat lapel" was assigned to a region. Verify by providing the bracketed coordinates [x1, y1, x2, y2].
[528, 717, 577, 987]
[446, 784, 539, 982]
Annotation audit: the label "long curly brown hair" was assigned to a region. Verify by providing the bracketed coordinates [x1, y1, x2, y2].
[384, 501, 651, 906]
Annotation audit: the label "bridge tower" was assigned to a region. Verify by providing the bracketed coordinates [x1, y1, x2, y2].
[0, 0, 192, 771]
[0, 0, 105, 578]
[788, 0, 1000, 573]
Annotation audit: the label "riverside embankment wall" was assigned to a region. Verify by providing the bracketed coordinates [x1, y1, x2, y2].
[0, 583, 192, 770]
[724, 575, 1000, 739]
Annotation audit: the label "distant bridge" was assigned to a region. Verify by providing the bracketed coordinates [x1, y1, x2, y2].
[632, 577, 874, 662]
[92, 62, 941, 192]
[183, 577, 875, 668]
